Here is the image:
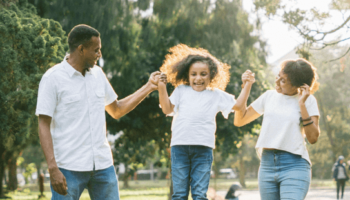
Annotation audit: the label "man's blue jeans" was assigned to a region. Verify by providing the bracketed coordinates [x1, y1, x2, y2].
[50, 165, 119, 200]
[171, 145, 213, 200]
[258, 149, 311, 200]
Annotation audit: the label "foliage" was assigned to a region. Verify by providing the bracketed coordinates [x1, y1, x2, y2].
[254, 0, 350, 61]
[0, 0, 67, 196]
[307, 45, 350, 178]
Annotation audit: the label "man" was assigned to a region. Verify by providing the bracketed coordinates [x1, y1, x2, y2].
[36, 24, 160, 199]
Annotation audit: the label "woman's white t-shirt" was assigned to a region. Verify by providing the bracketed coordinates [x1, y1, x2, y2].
[169, 85, 236, 149]
[251, 90, 320, 165]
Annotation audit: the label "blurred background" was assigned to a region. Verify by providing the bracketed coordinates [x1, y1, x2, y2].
[0, 0, 349, 199]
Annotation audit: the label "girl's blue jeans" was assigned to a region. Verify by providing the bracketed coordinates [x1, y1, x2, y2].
[171, 145, 213, 200]
[50, 165, 119, 200]
[258, 149, 311, 200]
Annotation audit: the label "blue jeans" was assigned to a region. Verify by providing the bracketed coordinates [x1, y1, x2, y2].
[51, 165, 119, 200]
[171, 145, 213, 200]
[258, 149, 311, 200]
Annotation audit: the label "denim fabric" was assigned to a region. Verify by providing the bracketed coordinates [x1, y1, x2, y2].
[258, 149, 311, 200]
[171, 145, 213, 200]
[50, 165, 119, 200]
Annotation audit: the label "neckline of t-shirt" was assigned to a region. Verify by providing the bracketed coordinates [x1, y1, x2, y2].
[275, 90, 299, 98]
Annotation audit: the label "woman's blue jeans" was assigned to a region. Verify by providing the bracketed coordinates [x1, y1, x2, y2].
[258, 149, 311, 200]
[171, 145, 213, 200]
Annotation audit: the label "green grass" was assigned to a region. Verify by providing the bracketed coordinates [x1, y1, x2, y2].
[0, 178, 337, 200]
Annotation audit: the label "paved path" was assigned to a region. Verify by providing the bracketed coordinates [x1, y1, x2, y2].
[217, 188, 350, 200]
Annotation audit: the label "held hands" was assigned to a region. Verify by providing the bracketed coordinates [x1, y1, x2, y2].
[158, 73, 168, 86]
[241, 70, 255, 88]
[49, 167, 68, 195]
[299, 84, 310, 104]
[148, 71, 162, 91]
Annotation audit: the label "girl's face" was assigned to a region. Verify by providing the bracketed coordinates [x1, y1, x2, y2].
[275, 70, 298, 95]
[189, 62, 210, 92]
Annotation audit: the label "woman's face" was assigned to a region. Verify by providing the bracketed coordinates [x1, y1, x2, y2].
[275, 70, 298, 95]
[189, 62, 210, 92]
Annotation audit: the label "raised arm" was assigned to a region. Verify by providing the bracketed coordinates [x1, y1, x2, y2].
[105, 71, 161, 119]
[299, 84, 320, 144]
[158, 73, 174, 115]
[233, 71, 261, 127]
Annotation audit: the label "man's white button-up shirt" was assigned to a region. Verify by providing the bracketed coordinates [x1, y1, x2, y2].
[35, 58, 118, 171]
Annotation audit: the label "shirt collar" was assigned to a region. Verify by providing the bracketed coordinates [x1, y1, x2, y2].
[62, 54, 96, 78]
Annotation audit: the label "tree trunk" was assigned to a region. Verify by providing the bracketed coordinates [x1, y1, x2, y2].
[238, 153, 246, 188]
[316, 94, 337, 161]
[36, 163, 41, 186]
[7, 156, 18, 191]
[123, 164, 129, 188]
[0, 159, 5, 198]
[168, 165, 173, 200]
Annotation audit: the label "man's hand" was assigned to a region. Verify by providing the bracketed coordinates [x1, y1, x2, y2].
[49, 167, 68, 195]
[149, 71, 161, 90]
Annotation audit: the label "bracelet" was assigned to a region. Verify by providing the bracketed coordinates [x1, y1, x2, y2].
[303, 121, 314, 127]
[299, 117, 311, 122]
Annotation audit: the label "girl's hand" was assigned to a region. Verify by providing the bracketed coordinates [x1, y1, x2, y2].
[241, 70, 255, 88]
[299, 84, 310, 104]
[159, 73, 167, 85]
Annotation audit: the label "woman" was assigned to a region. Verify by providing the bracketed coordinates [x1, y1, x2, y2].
[234, 58, 321, 200]
[333, 155, 349, 200]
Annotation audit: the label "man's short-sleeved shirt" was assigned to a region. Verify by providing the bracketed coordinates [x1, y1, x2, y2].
[35, 57, 118, 171]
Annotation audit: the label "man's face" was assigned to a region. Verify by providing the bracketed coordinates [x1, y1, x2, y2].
[83, 36, 102, 69]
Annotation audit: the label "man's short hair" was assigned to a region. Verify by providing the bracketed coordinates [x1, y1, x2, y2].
[68, 24, 100, 53]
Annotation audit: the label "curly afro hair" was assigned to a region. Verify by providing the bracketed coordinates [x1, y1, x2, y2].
[160, 44, 231, 90]
[280, 58, 319, 93]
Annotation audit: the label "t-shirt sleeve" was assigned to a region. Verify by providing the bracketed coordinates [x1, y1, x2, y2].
[102, 69, 118, 106]
[305, 95, 320, 117]
[35, 75, 57, 117]
[168, 85, 182, 115]
[217, 89, 237, 119]
[251, 90, 269, 115]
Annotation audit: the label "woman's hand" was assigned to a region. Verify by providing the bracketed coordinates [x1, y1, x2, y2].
[299, 84, 310, 104]
[241, 70, 255, 88]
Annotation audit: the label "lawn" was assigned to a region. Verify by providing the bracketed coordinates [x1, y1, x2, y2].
[0, 178, 336, 200]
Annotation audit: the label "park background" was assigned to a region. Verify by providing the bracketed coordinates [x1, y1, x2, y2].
[0, 0, 350, 199]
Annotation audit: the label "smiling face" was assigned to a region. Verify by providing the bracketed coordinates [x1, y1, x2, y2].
[189, 62, 211, 92]
[83, 36, 102, 69]
[275, 70, 298, 95]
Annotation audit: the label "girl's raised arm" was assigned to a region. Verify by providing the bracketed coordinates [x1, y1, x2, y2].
[158, 73, 175, 115]
[233, 71, 261, 127]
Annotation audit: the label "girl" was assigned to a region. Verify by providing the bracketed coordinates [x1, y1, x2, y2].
[157, 44, 254, 200]
[234, 58, 321, 200]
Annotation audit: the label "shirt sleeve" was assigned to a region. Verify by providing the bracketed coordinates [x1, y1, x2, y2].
[169, 85, 182, 115]
[251, 90, 270, 115]
[217, 89, 236, 119]
[305, 95, 320, 117]
[35, 75, 57, 117]
[102, 70, 118, 106]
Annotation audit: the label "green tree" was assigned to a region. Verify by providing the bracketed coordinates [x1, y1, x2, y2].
[254, 0, 350, 61]
[307, 46, 350, 178]
[29, 0, 269, 189]
[0, 0, 67, 196]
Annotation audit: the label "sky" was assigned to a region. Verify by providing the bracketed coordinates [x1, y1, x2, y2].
[242, 0, 349, 63]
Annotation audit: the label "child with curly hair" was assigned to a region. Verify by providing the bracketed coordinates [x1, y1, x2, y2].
[157, 44, 254, 200]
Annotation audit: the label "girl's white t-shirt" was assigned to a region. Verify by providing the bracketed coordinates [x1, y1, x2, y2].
[251, 90, 320, 165]
[169, 85, 236, 149]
